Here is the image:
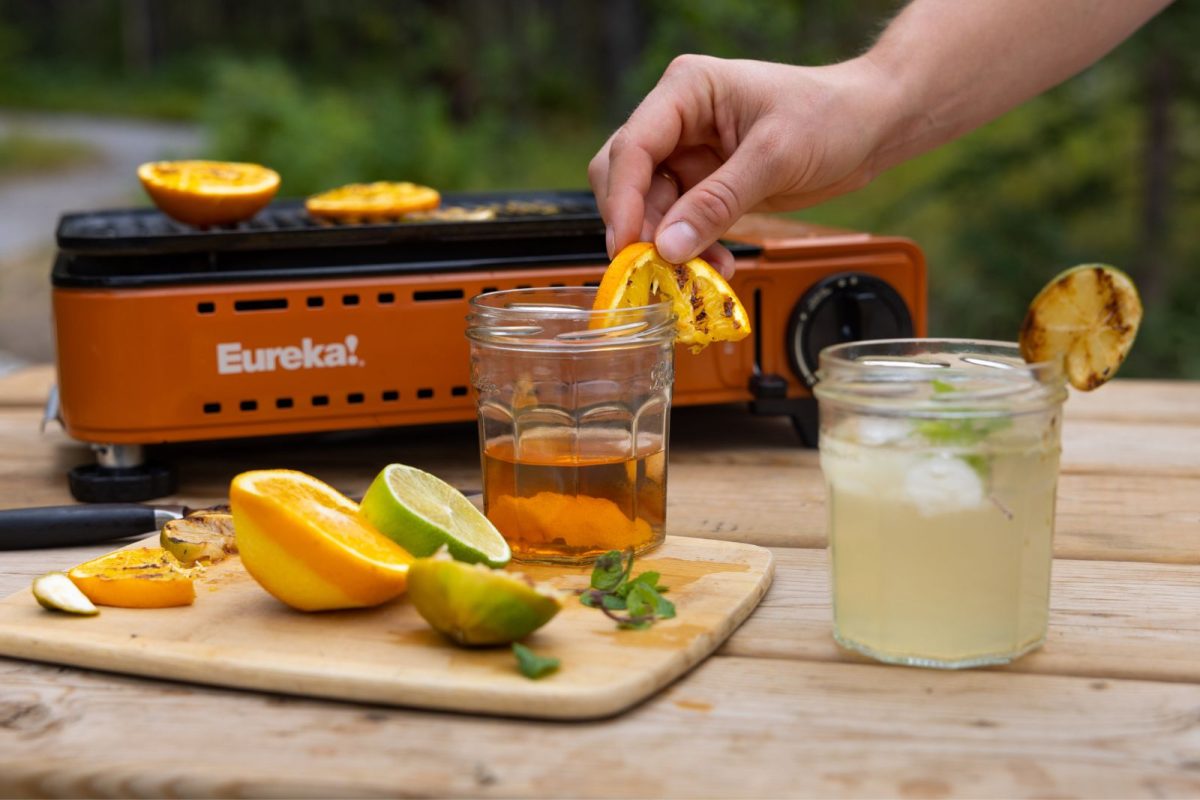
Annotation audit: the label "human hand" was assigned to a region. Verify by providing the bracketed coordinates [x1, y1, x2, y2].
[589, 54, 899, 276]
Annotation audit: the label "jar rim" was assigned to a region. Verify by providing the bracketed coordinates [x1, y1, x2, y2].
[466, 286, 676, 351]
[814, 338, 1067, 417]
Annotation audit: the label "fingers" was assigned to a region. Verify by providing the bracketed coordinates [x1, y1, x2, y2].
[699, 242, 736, 279]
[591, 58, 717, 256]
[654, 136, 773, 264]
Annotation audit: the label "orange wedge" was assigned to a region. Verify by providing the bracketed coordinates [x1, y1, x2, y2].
[67, 547, 197, 608]
[305, 181, 441, 221]
[594, 242, 751, 352]
[137, 160, 280, 227]
[230, 470, 413, 611]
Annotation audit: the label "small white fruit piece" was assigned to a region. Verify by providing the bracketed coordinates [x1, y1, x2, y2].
[32, 572, 99, 616]
[1019, 264, 1142, 391]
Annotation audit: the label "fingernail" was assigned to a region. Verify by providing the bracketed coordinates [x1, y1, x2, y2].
[605, 225, 615, 258]
[657, 221, 699, 263]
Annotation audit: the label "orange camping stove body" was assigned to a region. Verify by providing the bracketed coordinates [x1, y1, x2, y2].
[50, 193, 924, 499]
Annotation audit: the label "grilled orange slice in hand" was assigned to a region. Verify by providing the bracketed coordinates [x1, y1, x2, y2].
[68, 547, 197, 608]
[137, 160, 280, 227]
[231, 470, 413, 612]
[594, 242, 751, 352]
[305, 181, 441, 222]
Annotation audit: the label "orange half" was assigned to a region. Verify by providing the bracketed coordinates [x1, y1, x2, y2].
[594, 242, 751, 352]
[305, 181, 441, 221]
[230, 469, 413, 612]
[68, 547, 196, 608]
[137, 160, 280, 227]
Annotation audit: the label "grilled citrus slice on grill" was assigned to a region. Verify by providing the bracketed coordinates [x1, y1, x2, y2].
[1019, 264, 1142, 391]
[594, 242, 751, 352]
[305, 181, 441, 221]
[230, 469, 413, 611]
[67, 547, 197, 608]
[137, 160, 280, 227]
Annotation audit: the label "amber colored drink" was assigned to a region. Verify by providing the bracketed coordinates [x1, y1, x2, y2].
[482, 429, 666, 563]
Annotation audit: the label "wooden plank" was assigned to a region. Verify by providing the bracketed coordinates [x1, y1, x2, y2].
[721, 549, 1200, 684]
[0, 536, 773, 720]
[0, 365, 54, 409]
[1, 654, 1198, 798]
[1065, 380, 1200, 425]
[3, 411, 1198, 563]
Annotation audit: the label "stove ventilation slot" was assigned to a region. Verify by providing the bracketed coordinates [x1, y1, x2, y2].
[414, 289, 465, 302]
[234, 298, 287, 312]
[417, 388, 434, 399]
[307, 296, 324, 308]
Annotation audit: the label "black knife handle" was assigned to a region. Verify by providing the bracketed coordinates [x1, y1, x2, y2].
[0, 504, 165, 551]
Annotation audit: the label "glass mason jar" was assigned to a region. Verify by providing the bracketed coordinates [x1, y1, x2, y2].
[466, 287, 675, 565]
[814, 339, 1068, 668]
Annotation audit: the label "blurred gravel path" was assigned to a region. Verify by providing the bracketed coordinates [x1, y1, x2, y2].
[0, 112, 203, 373]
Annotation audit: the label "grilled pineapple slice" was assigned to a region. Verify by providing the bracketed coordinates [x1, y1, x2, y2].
[160, 511, 237, 565]
[1019, 264, 1142, 391]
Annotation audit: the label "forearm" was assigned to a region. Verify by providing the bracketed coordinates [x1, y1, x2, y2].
[863, 0, 1173, 171]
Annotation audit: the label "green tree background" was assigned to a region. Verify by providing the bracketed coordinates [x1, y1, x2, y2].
[2, 0, 1195, 377]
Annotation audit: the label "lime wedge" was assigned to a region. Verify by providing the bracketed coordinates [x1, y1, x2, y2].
[1019, 264, 1143, 391]
[408, 552, 560, 646]
[359, 464, 511, 567]
[32, 572, 99, 616]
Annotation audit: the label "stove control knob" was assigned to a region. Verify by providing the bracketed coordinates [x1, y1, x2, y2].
[787, 272, 914, 388]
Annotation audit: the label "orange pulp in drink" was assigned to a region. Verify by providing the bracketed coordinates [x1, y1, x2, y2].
[482, 429, 665, 563]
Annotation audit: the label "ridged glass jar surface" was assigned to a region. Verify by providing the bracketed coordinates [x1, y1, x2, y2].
[467, 287, 675, 565]
[814, 339, 1068, 668]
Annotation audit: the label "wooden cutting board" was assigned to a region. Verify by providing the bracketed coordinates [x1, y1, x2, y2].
[0, 535, 772, 720]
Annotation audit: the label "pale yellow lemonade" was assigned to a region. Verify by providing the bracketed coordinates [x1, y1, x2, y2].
[822, 419, 1060, 666]
[815, 340, 1067, 668]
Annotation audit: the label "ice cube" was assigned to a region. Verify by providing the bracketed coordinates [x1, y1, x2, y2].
[903, 454, 986, 516]
[850, 416, 912, 446]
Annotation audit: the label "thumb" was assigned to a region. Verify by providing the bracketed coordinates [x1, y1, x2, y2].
[654, 143, 771, 263]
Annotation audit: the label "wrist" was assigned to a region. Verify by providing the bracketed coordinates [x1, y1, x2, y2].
[826, 54, 918, 179]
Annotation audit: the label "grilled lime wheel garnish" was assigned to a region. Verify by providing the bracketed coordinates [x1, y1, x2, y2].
[1019, 264, 1142, 390]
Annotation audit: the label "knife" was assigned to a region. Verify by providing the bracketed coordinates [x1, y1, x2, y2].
[0, 489, 481, 551]
[0, 503, 194, 551]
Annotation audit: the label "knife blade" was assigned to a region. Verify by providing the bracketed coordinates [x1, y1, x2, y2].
[0, 503, 191, 551]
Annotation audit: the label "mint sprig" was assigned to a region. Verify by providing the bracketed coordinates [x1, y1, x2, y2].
[580, 549, 675, 630]
[512, 642, 560, 679]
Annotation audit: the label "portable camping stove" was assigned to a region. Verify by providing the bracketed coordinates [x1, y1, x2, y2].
[49, 190, 925, 502]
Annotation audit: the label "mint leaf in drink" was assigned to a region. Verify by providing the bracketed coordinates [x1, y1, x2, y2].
[512, 642, 560, 679]
[915, 417, 1011, 446]
[931, 378, 957, 394]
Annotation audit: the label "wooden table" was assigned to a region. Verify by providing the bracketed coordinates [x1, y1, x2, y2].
[1, 365, 1198, 798]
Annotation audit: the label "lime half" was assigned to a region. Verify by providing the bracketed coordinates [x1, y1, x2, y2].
[1019, 264, 1142, 391]
[359, 464, 511, 567]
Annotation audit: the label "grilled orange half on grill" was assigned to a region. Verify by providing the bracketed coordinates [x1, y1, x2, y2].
[305, 181, 441, 222]
[138, 160, 280, 227]
[594, 242, 751, 352]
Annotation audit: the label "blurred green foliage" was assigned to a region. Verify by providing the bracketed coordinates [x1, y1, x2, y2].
[1, 0, 1196, 377]
[0, 131, 97, 176]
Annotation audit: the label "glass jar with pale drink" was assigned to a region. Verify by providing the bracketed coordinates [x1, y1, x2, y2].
[815, 339, 1068, 668]
[467, 287, 674, 564]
